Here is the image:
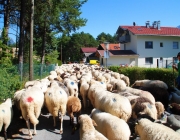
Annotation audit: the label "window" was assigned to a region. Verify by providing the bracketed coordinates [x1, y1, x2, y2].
[173, 42, 179, 49]
[160, 42, 163, 47]
[145, 57, 153, 64]
[145, 41, 153, 49]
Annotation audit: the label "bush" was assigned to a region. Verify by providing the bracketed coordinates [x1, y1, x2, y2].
[108, 66, 178, 87]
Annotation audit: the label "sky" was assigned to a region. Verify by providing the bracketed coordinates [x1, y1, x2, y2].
[77, 0, 180, 38]
[1, 0, 180, 41]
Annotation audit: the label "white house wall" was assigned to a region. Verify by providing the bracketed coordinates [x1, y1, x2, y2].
[126, 35, 180, 68]
[101, 56, 138, 67]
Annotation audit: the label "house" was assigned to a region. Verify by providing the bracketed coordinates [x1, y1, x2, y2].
[80, 47, 98, 63]
[96, 43, 138, 67]
[116, 21, 180, 68]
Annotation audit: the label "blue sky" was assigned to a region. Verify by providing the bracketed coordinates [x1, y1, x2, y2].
[77, 0, 180, 38]
[1, 0, 180, 41]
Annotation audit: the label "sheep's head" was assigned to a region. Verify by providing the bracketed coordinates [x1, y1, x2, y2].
[155, 102, 165, 119]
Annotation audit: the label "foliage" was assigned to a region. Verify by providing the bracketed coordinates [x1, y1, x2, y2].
[96, 32, 118, 44]
[0, 65, 21, 100]
[61, 32, 98, 62]
[45, 50, 59, 64]
[109, 66, 178, 87]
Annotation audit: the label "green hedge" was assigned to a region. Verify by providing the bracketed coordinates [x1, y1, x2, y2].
[109, 66, 178, 87]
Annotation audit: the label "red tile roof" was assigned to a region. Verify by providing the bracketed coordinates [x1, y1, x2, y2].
[81, 47, 97, 53]
[100, 44, 120, 50]
[118, 26, 180, 36]
[96, 50, 138, 57]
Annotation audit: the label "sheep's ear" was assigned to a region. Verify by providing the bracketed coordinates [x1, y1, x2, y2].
[92, 119, 97, 126]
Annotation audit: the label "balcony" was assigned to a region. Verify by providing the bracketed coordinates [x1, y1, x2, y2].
[119, 35, 130, 43]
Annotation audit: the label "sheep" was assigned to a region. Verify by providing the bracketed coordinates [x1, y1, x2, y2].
[63, 78, 79, 97]
[155, 101, 165, 119]
[0, 98, 13, 140]
[66, 96, 81, 134]
[79, 78, 90, 109]
[50, 80, 70, 96]
[44, 83, 68, 134]
[90, 108, 131, 140]
[115, 91, 139, 102]
[13, 89, 26, 110]
[78, 114, 108, 140]
[169, 102, 180, 115]
[132, 86, 170, 109]
[130, 97, 158, 120]
[120, 74, 130, 86]
[19, 84, 44, 138]
[93, 90, 132, 122]
[135, 118, 180, 140]
[120, 87, 156, 104]
[131, 79, 168, 90]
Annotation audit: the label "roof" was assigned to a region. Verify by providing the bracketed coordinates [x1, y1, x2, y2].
[99, 44, 120, 50]
[96, 50, 138, 57]
[81, 47, 97, 53]
[117, 26, 180, 36]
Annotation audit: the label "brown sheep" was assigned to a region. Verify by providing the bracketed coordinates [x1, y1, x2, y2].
[66, 96, 81, 134]
[169, 103, 180, 115]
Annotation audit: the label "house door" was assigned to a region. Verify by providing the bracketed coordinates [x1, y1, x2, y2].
[101, 58, 103, 65]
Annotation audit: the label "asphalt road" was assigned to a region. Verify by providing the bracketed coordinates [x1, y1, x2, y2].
[0, 105, 92, 140]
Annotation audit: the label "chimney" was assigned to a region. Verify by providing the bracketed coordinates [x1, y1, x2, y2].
[157, 21, 161, 30]
[133, 22, 136, 26]
[146, 21, 150, 28]
[153, 21, 157, 28]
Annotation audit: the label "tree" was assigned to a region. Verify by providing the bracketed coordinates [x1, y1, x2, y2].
[61, 32, 98, 62]
[96, 32, 118, 44]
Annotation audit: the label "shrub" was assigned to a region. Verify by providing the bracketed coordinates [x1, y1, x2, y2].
[108, 66, 177, 87]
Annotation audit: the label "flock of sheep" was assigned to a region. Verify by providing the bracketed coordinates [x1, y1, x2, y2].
[1, 63, 180, 140]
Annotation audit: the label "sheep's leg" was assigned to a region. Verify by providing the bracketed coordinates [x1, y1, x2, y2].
[69, 112, 74, 125]
[53, 116, 56, 127]
[59, 114, 63, 134]
[4, 130, 7, 140]
[33, 124, 37, 135]
[3, 123, 9, 140]
[83, 95, 86, 110]
[26, 120, 33, 139]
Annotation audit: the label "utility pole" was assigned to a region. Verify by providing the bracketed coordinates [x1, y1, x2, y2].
[29, 0, 34, 80]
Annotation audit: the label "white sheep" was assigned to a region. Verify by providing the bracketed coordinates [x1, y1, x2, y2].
[90, 108, 131, 140]
[44, 83, 68, 134]
[0, 98, 13, 140]
[78, 114, 108, 140]
[121, 87, 156, 104]
[80, 78, 90, 109]
[63, 78, 79, 97]
[93, 90, 132, 122]
[135, 118, 180, 140]
[19, 84, 44, 139]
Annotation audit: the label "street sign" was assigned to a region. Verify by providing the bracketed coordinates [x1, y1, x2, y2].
[104, 50, 109, 58]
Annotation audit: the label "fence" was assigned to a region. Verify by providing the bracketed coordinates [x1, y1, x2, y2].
[157, 59, 178, 68]
[0, 63, 56, 99]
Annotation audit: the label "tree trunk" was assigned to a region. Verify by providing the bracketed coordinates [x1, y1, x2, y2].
[18, 0, 25, 81]
[3, 0, 10, 45]
[29, 0, 34, 81]
[40, 21, 46, 78]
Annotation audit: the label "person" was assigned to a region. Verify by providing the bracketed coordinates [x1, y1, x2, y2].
[172, 52, 180, 89]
